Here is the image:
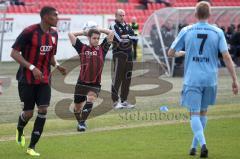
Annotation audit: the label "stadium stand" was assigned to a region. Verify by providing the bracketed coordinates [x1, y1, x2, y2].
[5, 0, 240, 31]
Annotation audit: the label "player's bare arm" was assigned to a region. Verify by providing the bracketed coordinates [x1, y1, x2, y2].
[168, 49, 185, 58]
[10, 49, 43, 80]
[222, 52, 239, 95]
[98, 28, 114, 43]
[50, 56, 66, 75]
[175, 51, 186, 57]
[98, 28, 112, 35]
[107, 31, 114, 43]
[68, 30, 87, 45]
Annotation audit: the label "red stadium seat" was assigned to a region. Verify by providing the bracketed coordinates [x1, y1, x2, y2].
[9, 0, 240, 31]
[7, 6, 15, 13]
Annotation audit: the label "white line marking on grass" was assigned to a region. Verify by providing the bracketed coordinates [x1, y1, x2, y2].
[0, 114, 239, 142]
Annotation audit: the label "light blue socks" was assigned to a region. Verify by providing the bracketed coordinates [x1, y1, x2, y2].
[191, 116, 208, 148]
[190, 115, 207, 148]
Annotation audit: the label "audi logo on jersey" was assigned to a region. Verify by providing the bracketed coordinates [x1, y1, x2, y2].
[40, 45, 53, 55]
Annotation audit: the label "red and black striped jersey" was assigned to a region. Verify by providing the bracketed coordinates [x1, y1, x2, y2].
[73, 38, 111, 84]
[12, 24, 58, 84]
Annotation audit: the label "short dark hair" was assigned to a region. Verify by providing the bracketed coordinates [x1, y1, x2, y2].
[87, 29, 100, 37]
[40, 6, 57, 18]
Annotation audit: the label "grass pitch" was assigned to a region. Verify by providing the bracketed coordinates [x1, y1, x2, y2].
[0, 61, 240, 159]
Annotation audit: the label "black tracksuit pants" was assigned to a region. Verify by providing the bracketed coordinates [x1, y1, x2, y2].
[111, 52, 133, 103]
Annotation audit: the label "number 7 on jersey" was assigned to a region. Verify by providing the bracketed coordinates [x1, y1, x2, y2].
[197, 34, 208, 55]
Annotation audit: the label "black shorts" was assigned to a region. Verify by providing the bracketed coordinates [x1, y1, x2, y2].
[18, 82, 51, 111]
[74, 81, 101, 104]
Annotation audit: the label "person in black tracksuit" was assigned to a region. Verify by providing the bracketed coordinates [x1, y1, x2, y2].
[110, 9, 136, 109]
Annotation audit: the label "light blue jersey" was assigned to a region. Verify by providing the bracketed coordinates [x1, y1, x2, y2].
[171, 22, 228, 87]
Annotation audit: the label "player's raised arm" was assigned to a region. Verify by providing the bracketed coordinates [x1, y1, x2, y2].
[107, 31, 114, 43]
[68, 30, 87, 45]
[98, 28, 111, 35]
[98, 28, 114, 43]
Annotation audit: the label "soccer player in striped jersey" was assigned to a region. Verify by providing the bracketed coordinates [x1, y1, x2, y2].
[11, 6, 66, 156]
[68, 28, 114, 132]
[168, 1, 239, 158]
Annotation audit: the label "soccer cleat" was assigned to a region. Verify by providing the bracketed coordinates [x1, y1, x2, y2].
[16, 129, 25, 147]
[26, 148, 40, 156]
[113, 102, 125, 109]
[189, 148, 197, 156]
[200, 144, 208, 158]
[77, 122, 87, 132]
[121, 101, 135, 109]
